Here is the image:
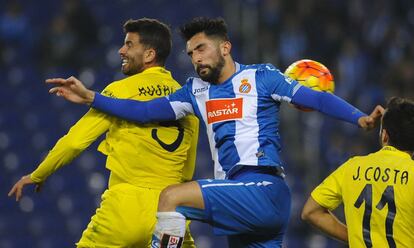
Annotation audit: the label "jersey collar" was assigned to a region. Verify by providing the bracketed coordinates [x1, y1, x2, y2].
[235, 62, 241, 73]
[381, 146, 413, 159]
[141, 66, 171, 75]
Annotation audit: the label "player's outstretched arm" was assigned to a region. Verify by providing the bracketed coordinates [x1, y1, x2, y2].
[8, 174, 42, 201]
[47, 76, 95, 105]
[48, 76, 178, 123]
[301, 196, 348, 243]
[291, 86, 383, 130]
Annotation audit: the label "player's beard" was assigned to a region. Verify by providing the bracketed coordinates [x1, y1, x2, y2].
[196, 54, 225, 84]
[122, 58, 144, 76]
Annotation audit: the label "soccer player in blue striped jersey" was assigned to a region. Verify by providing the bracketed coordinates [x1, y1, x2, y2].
[47, 17, 383, 248]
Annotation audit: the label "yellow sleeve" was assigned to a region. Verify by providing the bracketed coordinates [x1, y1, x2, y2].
[311, 163, 347, 211]
[181, 115, 199, 182]
[30, 109, 112, 183]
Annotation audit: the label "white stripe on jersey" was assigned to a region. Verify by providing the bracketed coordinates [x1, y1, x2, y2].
[232, 69, 261, 166]
[271, 94, 292, 102]
[170, 101, 194, 119]
[271, 84, 301, 102]
[192, 78, 226, 179]
[292, 83, 302, 95]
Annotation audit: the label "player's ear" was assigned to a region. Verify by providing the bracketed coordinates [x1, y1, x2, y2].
[144, 48, 156, 64]
[220, 41, 231, 56]
[381, 128, 389, 145]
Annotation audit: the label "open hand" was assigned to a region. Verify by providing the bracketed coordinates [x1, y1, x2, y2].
[8, 175, 42, 201]
[46, 76, 95, 105]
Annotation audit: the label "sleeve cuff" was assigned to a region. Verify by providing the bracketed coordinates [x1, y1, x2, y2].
[90, 92, 101, 108]
[30, 173, 43, 183]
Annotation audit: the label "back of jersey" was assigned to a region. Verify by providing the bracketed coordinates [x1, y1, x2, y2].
[98, 67, 199, 189]
[341, 146, 414, 248]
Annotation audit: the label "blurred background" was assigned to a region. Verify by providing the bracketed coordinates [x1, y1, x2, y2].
[1, 0, 414, 247]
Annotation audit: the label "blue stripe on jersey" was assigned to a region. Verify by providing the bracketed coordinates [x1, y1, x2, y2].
[246, 64, 298, 168]
[209, 81, 240, 172]
[255, 78, 282, 167]
[185, 78, 206, 128]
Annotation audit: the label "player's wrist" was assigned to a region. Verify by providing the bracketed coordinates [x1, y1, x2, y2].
[29, 173, 42, 183]
[357, 114, 368, 127]
[86, 90, 96, 105]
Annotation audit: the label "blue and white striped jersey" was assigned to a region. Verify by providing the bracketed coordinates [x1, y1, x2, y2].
[167, 63, 301, 179]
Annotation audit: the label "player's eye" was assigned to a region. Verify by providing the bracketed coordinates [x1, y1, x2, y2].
[197, 45, 205, 52]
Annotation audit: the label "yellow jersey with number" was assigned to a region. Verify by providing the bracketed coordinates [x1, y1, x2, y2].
[31, 67, 199, 189]
[311, 146, 414, 248]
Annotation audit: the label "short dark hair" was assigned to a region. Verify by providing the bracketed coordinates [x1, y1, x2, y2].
[123, 18, 171, 65]
[382, 97, 414, 151]
[179, 17, 229, 42]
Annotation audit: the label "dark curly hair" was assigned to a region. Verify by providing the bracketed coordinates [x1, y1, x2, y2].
[123, 18, 171, 65]
[382, 97, 414, 151]
[179, 17, 229, 42]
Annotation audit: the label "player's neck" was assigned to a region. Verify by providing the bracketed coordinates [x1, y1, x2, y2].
[143, 62, 163, 71]
[217, 58, 236, 84]
[382, 143, 413, 157]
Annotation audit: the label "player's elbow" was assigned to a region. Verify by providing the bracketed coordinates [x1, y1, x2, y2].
[301, 199, 320, 224]
[301, 206, 313, 222]
[67, 139, 87, 151]
[58, 136, 87, 152]
[68, 143, 85, 152]
[301, 208, 322, 227]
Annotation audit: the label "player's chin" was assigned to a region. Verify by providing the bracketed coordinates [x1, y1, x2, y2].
[197, 67, 209, 75]
[121, 67, 133, 76]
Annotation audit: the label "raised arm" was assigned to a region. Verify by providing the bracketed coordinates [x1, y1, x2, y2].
[47, 76, 179, 123]
[291, 86, 384, 130]
[91, 94, 176, 123]
[258, 65, 383, 130]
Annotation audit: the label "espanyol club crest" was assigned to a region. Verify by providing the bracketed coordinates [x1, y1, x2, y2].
[239, 79, 251, 93]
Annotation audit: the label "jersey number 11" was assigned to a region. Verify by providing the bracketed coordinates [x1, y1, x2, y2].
[354, 184, 396, 248]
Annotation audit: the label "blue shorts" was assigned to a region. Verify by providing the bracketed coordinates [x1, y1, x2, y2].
[177, 167, 291, 248]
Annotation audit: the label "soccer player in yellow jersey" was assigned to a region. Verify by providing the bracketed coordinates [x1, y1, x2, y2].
[302, 97, 414, 248]
[8, 18, 198, 248]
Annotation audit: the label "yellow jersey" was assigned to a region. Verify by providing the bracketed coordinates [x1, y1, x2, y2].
[312, 146, 414, 248]
[31, 66, 199, 189]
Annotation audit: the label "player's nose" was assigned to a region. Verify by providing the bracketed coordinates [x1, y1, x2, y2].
[191, 52, 202, 64]
[118, 45, 127, 55]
